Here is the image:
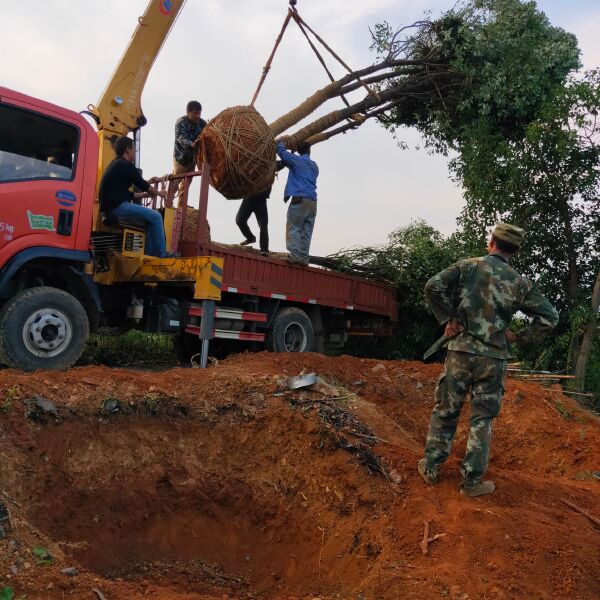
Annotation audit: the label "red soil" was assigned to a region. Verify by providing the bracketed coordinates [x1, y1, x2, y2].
[0, 352, 598, 599]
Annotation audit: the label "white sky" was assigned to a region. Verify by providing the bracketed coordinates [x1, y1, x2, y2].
[1, 0, 599, 256]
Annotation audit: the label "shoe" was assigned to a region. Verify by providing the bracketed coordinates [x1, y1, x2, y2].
[161, 251, 180, 258]
[286, 254, 309, 266]
[460, 480, 495, 497]
[240, 237, 256, 246]
[260, 251, 269, 257]
[417, 459, 439, 485]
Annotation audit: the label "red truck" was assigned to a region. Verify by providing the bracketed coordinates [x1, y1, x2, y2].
[0, 1, 397, 371]
[0, 86, 396, 370]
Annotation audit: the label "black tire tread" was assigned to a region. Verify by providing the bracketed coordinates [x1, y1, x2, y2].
[0, 286, 89, 371]
[267, 306, 315, 353]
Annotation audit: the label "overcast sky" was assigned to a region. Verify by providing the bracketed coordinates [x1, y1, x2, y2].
[1, 1, 599, 256]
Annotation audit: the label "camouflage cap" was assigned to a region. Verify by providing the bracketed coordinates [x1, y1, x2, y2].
[492, 223, 525, 248]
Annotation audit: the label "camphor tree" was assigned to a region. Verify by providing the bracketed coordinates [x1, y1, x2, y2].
[200, 0, 579, 199]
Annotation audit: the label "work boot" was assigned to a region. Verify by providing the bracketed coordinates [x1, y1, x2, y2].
[286, 254, 309, 266]
[417, 458, 439, 485]
[460, 480, 496, 497]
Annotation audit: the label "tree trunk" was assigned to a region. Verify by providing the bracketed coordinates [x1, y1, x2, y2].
[268, 58, 437, 136]
[268, 60, 388, 136]
[573, 268, 600, 391]
[556, 196, 579, 303]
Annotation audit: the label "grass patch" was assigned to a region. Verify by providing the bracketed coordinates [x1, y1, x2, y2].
[79, 331, 177, 368]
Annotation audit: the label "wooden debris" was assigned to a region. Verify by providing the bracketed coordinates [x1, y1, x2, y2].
[347, 430, 390, 444]
[562, 499, 600, 528]
[510, 374, 575, 380]
[92, 589, 108, 600]
[419, 520, 447, 556]
[419, 520, 430, 555]
[546, 389, 595, 398]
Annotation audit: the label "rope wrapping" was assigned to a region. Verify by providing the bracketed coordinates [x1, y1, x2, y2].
[196, 106, 277, 200]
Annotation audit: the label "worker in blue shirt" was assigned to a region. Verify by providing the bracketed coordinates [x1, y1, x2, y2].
[276, 140, 319, 266]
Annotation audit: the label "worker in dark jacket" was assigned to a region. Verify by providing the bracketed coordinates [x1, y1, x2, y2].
[418, 223, 559, 497]
[173, 100, 207, 196]
[236, 186, 271, 256]
[99, 136, 168, 257]
[276, 140, 319, 266]
[236, 162, 284, 256]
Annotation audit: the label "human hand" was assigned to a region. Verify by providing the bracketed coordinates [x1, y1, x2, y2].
[157, 190, 167, 199]
[278, 136, 292, 150]
[505, 329, 517, 344]
[444, 318, 464, 338]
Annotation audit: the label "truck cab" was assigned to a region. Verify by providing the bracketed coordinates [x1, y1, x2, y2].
[0, 88, 103, 370]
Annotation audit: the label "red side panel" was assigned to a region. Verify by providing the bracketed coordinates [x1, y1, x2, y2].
[201, 243, 397, 320]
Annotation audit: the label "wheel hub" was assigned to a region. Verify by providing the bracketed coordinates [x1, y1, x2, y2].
[283, 322, 307, 352]
[22, 308, 73, 358]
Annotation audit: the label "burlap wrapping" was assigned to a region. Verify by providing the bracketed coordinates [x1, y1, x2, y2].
[196, 105, 277, 200]
[173, 205, 210, 245]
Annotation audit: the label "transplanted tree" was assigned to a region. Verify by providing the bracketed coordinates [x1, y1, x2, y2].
[277, 0, 579, 150]
[201, 0, 580, 199]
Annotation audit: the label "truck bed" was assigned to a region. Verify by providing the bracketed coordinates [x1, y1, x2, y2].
[205, 242, 398, 321]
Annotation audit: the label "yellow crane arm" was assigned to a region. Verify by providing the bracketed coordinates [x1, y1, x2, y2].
[90, 0, 186, 179]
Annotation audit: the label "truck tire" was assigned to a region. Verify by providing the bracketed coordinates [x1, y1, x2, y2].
[0, 286, 89, 371]
[267, 307, 315, 353]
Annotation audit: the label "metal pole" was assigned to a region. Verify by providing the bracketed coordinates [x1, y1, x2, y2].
[133, 128, 141, 168]
[199, 299, 215, 368]
[197, 161, 211, 254]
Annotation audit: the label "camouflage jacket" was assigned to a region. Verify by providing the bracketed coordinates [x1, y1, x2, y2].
[424, 253, 559, 359]
[173, 116, 207, 165]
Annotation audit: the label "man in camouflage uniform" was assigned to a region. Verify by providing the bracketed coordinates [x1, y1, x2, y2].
[418, 223, 559, 497]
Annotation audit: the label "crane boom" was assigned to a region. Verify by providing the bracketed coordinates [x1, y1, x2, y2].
[90, 0, 186, 179]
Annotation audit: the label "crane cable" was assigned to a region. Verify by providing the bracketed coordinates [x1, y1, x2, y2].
[250, 1, 378, 109]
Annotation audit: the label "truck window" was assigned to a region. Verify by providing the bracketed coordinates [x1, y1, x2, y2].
[0, 104, 79, 183]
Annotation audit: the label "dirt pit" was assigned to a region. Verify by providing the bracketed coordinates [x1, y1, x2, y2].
[0, 353, 599, 599]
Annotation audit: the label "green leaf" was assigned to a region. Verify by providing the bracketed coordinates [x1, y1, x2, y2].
[32, 547, 53, 566]
[0, 588, 14, 600]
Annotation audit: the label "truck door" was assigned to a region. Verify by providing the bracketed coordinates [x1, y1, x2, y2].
[0, 102, 85, 266]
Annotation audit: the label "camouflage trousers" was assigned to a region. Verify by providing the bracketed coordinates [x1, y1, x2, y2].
[424, 351, 507, 484]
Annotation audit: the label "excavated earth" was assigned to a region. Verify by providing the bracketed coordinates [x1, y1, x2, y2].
[0, 353, 598, 600]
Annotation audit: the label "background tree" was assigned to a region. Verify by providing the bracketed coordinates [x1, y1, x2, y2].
[455, 71, 600, 388]
[328, 221, 466, 359]
[367, 1, 600, 393]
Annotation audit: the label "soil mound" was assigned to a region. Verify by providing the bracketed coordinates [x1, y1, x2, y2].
[0, 353, 598, 599]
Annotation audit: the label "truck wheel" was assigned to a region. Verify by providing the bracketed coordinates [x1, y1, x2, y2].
[267, 307, 315, 353]
[0, 287, 89, 371]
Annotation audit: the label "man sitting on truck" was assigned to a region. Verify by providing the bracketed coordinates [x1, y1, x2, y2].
[276, 140, 319, 266]
[173, 100, 207, 197]
[99, 136, 169, 258]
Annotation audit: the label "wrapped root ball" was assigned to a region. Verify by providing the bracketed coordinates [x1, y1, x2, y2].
[196, 105, 277, 200]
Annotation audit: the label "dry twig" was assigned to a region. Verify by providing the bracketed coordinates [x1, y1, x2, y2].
[318, 526, 325, 578]
[562, 499, 600, 528]
[419, 520, 447, 555]
[419, 520, 430, 555]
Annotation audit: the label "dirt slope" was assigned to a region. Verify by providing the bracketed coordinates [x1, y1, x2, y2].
[0, 353, 598, 600]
